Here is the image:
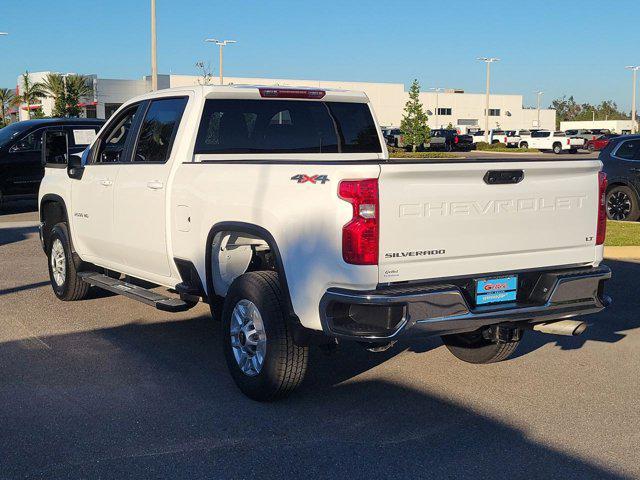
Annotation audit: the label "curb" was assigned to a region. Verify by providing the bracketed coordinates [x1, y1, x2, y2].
[604, 246, 640, 261]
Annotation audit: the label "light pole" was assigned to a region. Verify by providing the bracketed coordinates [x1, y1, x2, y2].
[205, 38, 237, 85]
[150, 0, 158, 91]
[429, 87, 444, 128]
[626, 66, 639, 134]
[534, 91, 543, 128]
[477, 57, 499, 141]
[0, 32, 7, 36]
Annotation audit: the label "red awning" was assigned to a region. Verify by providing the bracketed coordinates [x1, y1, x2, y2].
[77, 101, 98, 107]
[7, 109, 17, 114]
[21, 104, 42, 111]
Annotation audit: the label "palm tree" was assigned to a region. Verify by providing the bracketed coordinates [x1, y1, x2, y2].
[64, 75, 93, 117]
[41, 73, 66, 117]
[16, 71, 45, 120]
[0, 87, 16, 124]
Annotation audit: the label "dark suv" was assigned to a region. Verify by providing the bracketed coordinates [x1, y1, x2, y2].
[0, 118, 104, 206]
[600, 134, 640, 221]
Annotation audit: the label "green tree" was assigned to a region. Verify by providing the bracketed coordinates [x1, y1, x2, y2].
[64, 75, 93, 117]
[41, 73, 67, 117]
[445, 122, 455, 130]
[16, 71, 45, 120]
[400, 79, 430, 152]
[0, 87, 16, 126]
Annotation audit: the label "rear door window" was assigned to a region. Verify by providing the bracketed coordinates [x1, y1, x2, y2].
[614, 139, 640, 160]
[133, 97, 188, 163]
[195, 99, 382, 154]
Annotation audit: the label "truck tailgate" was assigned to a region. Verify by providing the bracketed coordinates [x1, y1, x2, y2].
[378, 160, 601, 283]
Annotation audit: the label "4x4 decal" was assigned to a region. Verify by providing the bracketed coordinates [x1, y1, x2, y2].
[291, 174, 330, 184]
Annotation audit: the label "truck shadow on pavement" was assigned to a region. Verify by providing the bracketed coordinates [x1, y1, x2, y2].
[0, 197, 38, 216]
[0, 313, 632, 479]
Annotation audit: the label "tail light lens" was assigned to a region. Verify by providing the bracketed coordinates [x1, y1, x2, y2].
[454, 136, 459, 144]
[339, 179, 379, 265]
[597, 172, 607, 245]
[567, 138, 571, 145]
[504, 136, 508, 143]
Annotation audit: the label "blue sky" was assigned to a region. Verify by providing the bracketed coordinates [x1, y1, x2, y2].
[0, 0, 638, 110]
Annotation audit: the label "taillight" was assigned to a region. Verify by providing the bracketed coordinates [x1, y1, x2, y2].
[597, 172, 607, 245]
[504, 136, 508, 143]
[339, 179, 379, 265]
[454, 136, 459, 144]
[567, 138, 571, 145]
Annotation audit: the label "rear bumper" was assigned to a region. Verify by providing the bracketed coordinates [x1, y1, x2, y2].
[319, 265, 611, 341]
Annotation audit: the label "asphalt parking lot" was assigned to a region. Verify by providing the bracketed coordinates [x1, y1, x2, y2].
[0, 196, 638, 480]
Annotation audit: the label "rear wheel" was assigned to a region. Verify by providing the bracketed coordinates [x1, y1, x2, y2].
[520, 141, 528, 149]
[441, 327, 523, 364]
[588, 143, 595, 152]
[222, 271, 308, 401]
[606, 185, 640, 221]
[552, 143, 562, 154]
[47, 223, 90, 301]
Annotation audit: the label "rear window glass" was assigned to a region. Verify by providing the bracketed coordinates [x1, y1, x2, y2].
[195, 99, 381, 154]
[614, 139, 640, 160]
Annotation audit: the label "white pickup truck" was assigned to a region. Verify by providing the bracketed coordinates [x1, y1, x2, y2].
[527, 130, 585, 154]
[39, 86, 611, 401]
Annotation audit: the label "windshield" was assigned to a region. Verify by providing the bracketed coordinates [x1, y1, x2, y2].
[0, 123, 28, 149]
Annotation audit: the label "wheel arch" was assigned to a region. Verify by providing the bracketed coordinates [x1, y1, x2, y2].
[205, 221, 298, 322]
[40, 194, 71, 252]
[606, 180, 640, 199]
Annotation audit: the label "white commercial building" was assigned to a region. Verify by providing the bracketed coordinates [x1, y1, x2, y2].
[560, 120, 635, 134]
[15, 72, 556, 131]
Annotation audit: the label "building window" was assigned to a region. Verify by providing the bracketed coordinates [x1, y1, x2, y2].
[436, 107, 452, 116]
[485, 109, 501, 116]
[84, 105, 97, 118]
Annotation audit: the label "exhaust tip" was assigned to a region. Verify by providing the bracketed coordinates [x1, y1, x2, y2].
[572, 322, 588, 336]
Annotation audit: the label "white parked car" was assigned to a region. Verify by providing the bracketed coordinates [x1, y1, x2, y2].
[38, 85, 611, 400]
[526, 130, 585, 154]
[489, 129, 520, 148]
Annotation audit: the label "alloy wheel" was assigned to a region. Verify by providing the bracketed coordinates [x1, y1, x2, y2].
[607, 191, 632, 220]
[50, 238, 66, 286]
[230, 299, 267, 376]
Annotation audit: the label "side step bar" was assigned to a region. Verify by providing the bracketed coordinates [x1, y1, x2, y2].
[78, 272, 196, 312]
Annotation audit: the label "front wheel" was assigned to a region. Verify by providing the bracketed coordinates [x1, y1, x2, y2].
[553, 143, 562, 154]
[606, 185, 640, 221]
[588, 144, 595, 152]
[520, 141, 528, 149]
[47, 223, 90, 301]
[222, 271, 308, 401]
[441, 328, 523, 364]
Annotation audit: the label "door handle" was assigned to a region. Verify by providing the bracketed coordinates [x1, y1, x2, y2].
[147, 180, 164, 190]
[100, 179, 113, 187]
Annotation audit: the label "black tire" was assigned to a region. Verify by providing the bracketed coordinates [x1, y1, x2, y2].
[520, 141, 528, 149]
[445, 142, 452, 152]
[588, 144, 595, 152]
[553, 143, 562, 154]
[222, 271, 308, 401]
[441, 329, 522, 364]
[47, 223, 90, 301]
[606, 185, 640, 221]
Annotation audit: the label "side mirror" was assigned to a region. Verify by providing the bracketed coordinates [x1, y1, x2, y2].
[67, 152, 84, 180]
[42, 130, 69, 167]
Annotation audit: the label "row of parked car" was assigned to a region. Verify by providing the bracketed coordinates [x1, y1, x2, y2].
[382, 127, 621, 154]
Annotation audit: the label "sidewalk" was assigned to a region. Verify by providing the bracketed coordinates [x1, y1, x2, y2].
[604, 246, 640, 261]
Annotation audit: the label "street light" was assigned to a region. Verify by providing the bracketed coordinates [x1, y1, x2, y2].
[429, 87, 444, 128]
[477, 57, 500, 141]
[626, 65, 639, 134]
[534, 91, 544, 128]
[205, 38, 237, 85]
[150, 0, 158, 91]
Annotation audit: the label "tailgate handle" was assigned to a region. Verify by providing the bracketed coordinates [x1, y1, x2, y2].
[483, 170, 524, 185]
